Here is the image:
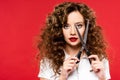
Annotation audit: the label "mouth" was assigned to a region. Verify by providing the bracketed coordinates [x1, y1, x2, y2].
[69, 37, 78, 42]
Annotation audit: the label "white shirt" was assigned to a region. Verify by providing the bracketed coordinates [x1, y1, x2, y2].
[38, 53, 111, 80]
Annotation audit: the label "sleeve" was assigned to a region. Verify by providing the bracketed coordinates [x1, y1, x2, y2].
[103, 59, 111, 80]
[38, 59, 54, 79]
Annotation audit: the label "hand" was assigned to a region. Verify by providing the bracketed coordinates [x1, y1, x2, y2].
[59, 57, 79, 80]
[88, 55, 106, 80]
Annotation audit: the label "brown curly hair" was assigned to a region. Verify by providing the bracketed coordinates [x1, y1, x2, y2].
[37, 2, 107, 75]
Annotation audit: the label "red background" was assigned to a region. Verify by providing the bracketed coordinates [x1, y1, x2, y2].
[0, 0, 120, 80]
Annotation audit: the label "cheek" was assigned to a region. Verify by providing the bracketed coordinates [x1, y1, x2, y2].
[62, 30, 65, 37]
[80, 28, 85, 36]
[63, 32, 69, 42]
[62, 29, 69, 38]
[63, 32, 68, 38]
[62, 31, 67, 39]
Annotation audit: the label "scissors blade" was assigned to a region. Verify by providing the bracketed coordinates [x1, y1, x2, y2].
[75, 23, 85, 60]
[75, 19, 89, 48]
[83, 19, 89, 44]
[75, 25, 84, 45]
[75, 19, 90, 59]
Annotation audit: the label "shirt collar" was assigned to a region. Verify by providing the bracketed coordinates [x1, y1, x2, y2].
[64, 50, 88, 59]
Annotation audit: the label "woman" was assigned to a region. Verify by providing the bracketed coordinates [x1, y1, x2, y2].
[37, 2, 111, 80]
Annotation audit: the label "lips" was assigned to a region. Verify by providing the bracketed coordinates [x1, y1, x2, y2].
[69, 37, 78, 42]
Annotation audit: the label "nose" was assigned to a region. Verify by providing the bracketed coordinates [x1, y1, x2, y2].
[70, 26, 76, 35]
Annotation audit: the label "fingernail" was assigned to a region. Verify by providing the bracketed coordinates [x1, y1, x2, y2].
[76, 61, 80, 64]
[90, 69, 93, 72]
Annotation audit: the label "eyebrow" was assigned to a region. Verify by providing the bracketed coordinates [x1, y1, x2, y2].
[67, 22, 84, 25]
[75, 22, 84, 24]
[73, 22, 85, 26]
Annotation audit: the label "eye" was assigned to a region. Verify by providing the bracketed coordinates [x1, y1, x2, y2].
[63, 24, 70, 29]
[75, 23, 83, 29]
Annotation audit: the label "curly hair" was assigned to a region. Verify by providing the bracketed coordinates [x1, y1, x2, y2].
[37, 2, 107, 75]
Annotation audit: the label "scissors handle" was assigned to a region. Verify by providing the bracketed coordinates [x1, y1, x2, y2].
[76, 51, 82, 64]
[86, 50, 92, 64]
[86, 50, 91, 56]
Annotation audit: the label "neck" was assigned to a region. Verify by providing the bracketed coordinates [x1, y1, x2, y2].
[64, 44, 80, 56]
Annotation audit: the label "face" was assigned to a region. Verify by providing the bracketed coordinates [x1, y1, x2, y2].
[62, 11, 85, 47]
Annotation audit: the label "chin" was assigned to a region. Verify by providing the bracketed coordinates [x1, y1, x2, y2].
[68, 43, 80, 47]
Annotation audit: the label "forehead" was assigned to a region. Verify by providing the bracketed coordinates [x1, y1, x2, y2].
[67, 11, 84, 24]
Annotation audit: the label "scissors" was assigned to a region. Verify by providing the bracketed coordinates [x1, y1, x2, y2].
[75, 19, 91, 64]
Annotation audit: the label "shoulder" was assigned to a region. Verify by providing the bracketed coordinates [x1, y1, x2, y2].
[38, 58, 55, 79]
[102, 58, 109, 64]
[101, 58, 110, 67]
[40, 58, 52, 70]
[102, 58, 111, 79]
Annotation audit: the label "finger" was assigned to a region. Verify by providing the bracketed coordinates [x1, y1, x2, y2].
[88, 55, 100, 61]
[69, 59, 76, 63]
[67, 66, 72, 72]
[64, 57, 75, 64]
[67, 64, 76, 71]
[91, 61, 100, 65]
[71, 57, 79, 60]
[68, 63, 76, 67]
[91, 63, 103, 73]
[66, 56, 78, 60]
[91, 66, 99, 72]
[94, 66, 100, 73]
[69, 64, 78, 70]
[90, 63, 101, 72]
[70, 57, 80, 63]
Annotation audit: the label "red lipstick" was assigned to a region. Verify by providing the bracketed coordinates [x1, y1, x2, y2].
[69, 37, 78, 42]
